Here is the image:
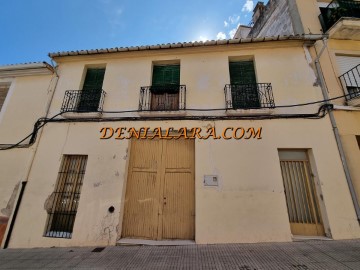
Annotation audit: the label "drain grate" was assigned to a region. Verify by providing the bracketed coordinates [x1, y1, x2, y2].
[92, 247, 106, 252]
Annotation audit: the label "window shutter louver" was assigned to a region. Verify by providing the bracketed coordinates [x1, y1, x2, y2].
[229, 61, 257, 85]
[229, 61, 260, 109]
[78, 68, 105, 112]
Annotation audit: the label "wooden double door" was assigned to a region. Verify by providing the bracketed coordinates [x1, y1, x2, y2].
[122, 138, 195, 240]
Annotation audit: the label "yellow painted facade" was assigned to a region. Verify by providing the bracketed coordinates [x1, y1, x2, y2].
[294, 0, 360, 214]
[1, 0, 360, 248]
[1, 40, 360, 248]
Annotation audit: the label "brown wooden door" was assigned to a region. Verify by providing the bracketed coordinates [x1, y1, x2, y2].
[122, 138, 195, 240]
[279, 150, 325, 236]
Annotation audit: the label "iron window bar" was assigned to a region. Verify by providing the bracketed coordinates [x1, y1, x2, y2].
[318, 0, 360, 33]
[339, 64, 360, 101]
[44, 155, 88, 239]
[224, 83, 275, 110]
[139, 85, 186, 111]
[61, 89, 106, 113]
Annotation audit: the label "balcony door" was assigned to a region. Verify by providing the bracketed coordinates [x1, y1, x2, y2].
[78, 68, 105, 112]
[229, 61, 260, 109]
[150, 65, 180, 111]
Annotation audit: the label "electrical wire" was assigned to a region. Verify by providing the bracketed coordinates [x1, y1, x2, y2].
[0, 91, 352, 151]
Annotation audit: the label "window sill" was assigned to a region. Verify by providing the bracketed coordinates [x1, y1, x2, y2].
[225, 108, 274, 116]
[347, 97, 360, 107]
[61, 112, 103, 119]
[138, 110, 187, 117]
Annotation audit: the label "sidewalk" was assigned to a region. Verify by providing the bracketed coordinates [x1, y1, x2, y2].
[1, 239, 360, 269]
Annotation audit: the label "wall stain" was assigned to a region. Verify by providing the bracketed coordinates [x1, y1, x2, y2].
[1, 182, 20, 217]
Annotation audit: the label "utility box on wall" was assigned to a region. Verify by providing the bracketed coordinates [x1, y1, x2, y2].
[204, 175, 219, 187]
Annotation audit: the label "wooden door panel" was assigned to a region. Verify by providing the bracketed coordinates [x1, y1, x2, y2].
[162, 172, 195, 240]
[122, 138, 195, 240]
[164, 139, 194, 169]
[122, 139, 162, 240]
[122, 172, 159, 239]
[279, 150, 325, 237]
[162, 139, 195, 240]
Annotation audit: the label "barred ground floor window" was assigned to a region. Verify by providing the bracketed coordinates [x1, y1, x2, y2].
[44, 155, 88, 239]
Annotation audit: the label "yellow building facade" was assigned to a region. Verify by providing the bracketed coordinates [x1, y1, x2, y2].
[1, 36, 360, 248]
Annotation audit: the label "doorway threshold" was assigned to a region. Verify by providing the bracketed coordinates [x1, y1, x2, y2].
[292, 235, 333, 242]
[117, 238, 196, 246]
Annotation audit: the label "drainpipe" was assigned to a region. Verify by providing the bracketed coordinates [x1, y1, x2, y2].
[312, 38, 360, 222]
[2, 63, 60, 249]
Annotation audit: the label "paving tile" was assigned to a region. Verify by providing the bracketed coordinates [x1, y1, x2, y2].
[0, 239, 360, 269]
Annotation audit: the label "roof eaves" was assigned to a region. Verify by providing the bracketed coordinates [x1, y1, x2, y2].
[48, 35, 325, 59]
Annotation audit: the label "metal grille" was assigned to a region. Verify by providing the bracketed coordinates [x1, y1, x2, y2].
[44, 155, 88, 239]
[224, 83, 275, 109]
[61, 89, 106, 112]
[280, 160, 321, 226]
[319, 0, 360, 32]
[339, 64, 360, 101]
[139, 85, 186, 111]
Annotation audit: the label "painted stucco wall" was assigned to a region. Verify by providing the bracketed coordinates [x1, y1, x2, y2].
[334, 110, 360, 209]
[0, 74, 54, 246]
[5, 43, 360, 247]
[8, 117, 360, 248]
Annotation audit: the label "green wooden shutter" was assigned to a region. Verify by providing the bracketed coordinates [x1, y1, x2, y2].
[229, 61, 259, 109]
[229, 61, 256, 85]
[78, 68, 105, 112]
[152, 65, 180, 85]
[151, 65, 180, 94]
[82, 68, 105, 90]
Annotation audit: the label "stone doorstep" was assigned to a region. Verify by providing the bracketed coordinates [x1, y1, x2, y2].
[117, 238, 196, 246]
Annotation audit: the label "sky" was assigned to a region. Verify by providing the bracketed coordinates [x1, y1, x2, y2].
[0, 0, 263, 65]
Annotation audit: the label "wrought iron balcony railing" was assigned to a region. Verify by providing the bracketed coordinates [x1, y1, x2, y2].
[319, 0, 360, 32]
[139, 85, 186, 111]
[224, 83, 275, 110]
[339, 64, 360, 101]
[61, 89, 106, 112]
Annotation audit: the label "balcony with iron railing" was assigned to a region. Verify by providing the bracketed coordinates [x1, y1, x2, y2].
[138, 85, 186, 112]
[224, 83, 275, 112]
[319, 0, 360, 39]
[339, 64, 360, 106]
[61, 89, 106, 113]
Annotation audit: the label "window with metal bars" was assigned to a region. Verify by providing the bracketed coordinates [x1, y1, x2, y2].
[44, 155, 88, 239]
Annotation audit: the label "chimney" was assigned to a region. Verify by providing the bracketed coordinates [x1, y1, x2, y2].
[252, 1, 265, 25]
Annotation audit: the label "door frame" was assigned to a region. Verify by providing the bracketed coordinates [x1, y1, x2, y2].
[278, 148, 331, 238]
[118, 135, 196, 242]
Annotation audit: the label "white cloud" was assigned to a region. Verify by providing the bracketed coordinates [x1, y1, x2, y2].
[224, 21, 229, 27]
[216, 32, 227, 40]
[229, 28, 237, 39]
[198, 36, 208, 42]
[242, 0, 254, 12]
[228, 15, 240, 24]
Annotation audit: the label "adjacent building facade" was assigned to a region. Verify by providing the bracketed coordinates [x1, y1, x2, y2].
[0, 63, 55, 246]
[235, 0, 360, 233]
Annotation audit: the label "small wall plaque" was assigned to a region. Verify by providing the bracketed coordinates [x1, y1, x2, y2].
[204, 175, 219, 186]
